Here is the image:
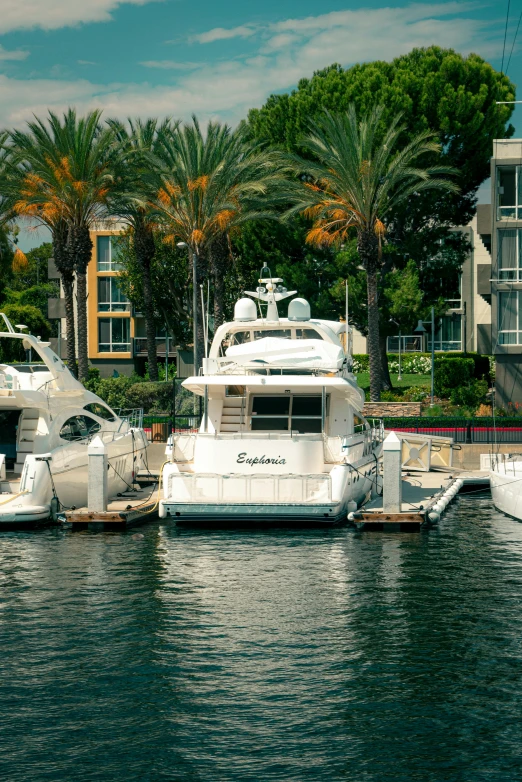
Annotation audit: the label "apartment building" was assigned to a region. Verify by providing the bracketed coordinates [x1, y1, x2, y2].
[484, 139, 522, 408]
[49, 228, 176, 377]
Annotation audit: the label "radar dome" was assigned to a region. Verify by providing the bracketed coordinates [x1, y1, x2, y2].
[288, 298, 311, 321]
[234, 298, 257, 322]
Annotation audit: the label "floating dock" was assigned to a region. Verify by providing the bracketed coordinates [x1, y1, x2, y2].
[351, 470, 490, 531]
[64, 484, 158, 531]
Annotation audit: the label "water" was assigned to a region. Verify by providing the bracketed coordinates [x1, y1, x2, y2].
[1, 496, 522, 781]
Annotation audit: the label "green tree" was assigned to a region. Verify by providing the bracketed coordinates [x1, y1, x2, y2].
[107, 118, 174, 381]
[287, 106, 457, 401]
[249, 47, 515, 389]
[115, 229, 191, 348]
[6, 241, 54, 291]
[0, 303, 51, 363]
[10, 110, 118, 381]
[151, 117, 291, 369]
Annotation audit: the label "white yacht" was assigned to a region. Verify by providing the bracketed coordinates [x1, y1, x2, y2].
[490, 455, 522, 521]
[160, 272, 383, 524]
[0, 315, 147, 526]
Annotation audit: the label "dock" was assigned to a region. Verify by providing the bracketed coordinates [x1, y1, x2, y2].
[351, 469, 490, 531]
[64, 483, 159, 531]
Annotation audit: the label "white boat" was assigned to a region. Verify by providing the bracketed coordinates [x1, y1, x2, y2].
[159, 272, 383, 524]
[489, 454, 522, 520]
[0, 314, 148, 526]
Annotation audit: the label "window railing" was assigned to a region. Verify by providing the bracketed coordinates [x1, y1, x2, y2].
[133, 337, 176, 356]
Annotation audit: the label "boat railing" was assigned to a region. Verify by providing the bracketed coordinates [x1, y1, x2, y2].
[205, 357, 343, 377]
[114, 408, 144, 430]
[165, 471, 332, 505]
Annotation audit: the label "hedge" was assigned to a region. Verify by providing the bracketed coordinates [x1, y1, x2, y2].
[354, 352, 491, 381]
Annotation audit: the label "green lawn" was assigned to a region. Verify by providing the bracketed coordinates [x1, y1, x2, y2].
[355, 373, 431, 394]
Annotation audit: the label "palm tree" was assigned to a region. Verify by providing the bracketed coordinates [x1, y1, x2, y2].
[10, 110, 117, 381]
[288, 106, 458, 402]
[106, 117, 175, 382]
[151, 117, 290, 370]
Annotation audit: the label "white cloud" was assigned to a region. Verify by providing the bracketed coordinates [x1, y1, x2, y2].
[140, 60, 203, 70]
[77, 60, 97, 66]
[191, 25, 257, 44]
[0, 46, 29, 61]
[0, 0, 159, 34]
[0, 3, 506, 129]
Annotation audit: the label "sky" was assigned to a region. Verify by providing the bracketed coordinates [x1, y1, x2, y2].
[4, 0, 521, 248]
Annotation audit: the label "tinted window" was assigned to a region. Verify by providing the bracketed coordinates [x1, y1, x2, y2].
[60, 415, 101, 441]
[292, 396, 322, 416]
[252, 396, 290, 416]
[251, 417, 289, 431]
[84, 403, 116, 421]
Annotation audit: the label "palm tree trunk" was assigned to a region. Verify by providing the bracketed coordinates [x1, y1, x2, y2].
[63, 275, 77, 376]
[379, 331, 393, 391]
[134, 221, 158, 381]
[210, 234, 229, 329]
[366, 271, 381, 401]
[68, 225, 93, 383]
[194, 251, 208, 373]
[76, 271, 89, 381]
[52, 221, 77, 376]
[358, 229, 381, 402]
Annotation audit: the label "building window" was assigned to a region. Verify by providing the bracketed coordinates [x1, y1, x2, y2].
[98, 277, 129, 312]
[98, 318, 131, 353]
[498, 291, 522, 345]
[97, 236, 123, 271]
[498, 229, 521, 281]
[497, 166, 522, 220]
[428, 315, 462, 351]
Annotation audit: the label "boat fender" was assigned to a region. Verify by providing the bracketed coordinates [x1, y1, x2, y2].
[428, 511, 440, 524]
[50, 496, 60, 523]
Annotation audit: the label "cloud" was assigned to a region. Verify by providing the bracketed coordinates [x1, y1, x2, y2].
[77, 60, 97, 66]
[0, 3, 507, 129]
[140, 60, 203, 70]
[0, 0, 159, 34]
[0, 46, 29, 61]
[191, 25, 257, 44]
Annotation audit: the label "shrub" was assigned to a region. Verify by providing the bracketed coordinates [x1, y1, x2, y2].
[450, 378, 489, 409]
[126, 381, 173, 414]
[91, 375, 135, 410]
[352, 354, 369, 373]
[434, 357, 474, 398]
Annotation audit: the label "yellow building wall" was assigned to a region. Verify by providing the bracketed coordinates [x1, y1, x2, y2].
[88, 230, 135, 360]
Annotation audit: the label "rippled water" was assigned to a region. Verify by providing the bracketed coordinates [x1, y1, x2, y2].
[2, 496, 522, 780]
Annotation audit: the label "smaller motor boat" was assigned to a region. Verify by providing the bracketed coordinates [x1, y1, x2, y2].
[490, 454, 522, 521]
[0, 313, 148, 526]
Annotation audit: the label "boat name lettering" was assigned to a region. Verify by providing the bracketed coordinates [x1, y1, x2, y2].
[236, 452, 287, 466]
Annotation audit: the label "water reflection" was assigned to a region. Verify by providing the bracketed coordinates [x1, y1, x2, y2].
[1, 501, 522, 780]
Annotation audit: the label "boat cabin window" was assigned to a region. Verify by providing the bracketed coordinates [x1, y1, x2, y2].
[83, 403, 116, 421]
[60, 415, 101, 442]
[253, 329, 292, 341]
[250, 395, 324, 433]
[295, 328, 324, 340]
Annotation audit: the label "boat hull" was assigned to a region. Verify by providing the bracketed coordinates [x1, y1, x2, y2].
[0, 429, 147, 527]
[490, 465, 522, 521]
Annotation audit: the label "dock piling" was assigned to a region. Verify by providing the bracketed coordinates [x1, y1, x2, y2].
[383, 432, 402, 513]
[88, 435, 108, 512]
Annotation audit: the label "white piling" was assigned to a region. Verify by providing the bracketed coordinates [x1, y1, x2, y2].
[383, 431, 402, 513]
[88, 435, 108, 512]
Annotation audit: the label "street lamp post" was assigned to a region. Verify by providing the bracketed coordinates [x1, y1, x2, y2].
[389, 319, 402, 381]
[177, 242, 198, 373]
[414, 308, 435, 407]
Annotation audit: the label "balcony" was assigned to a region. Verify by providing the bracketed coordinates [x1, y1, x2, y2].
[133, 337, 176, 357]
